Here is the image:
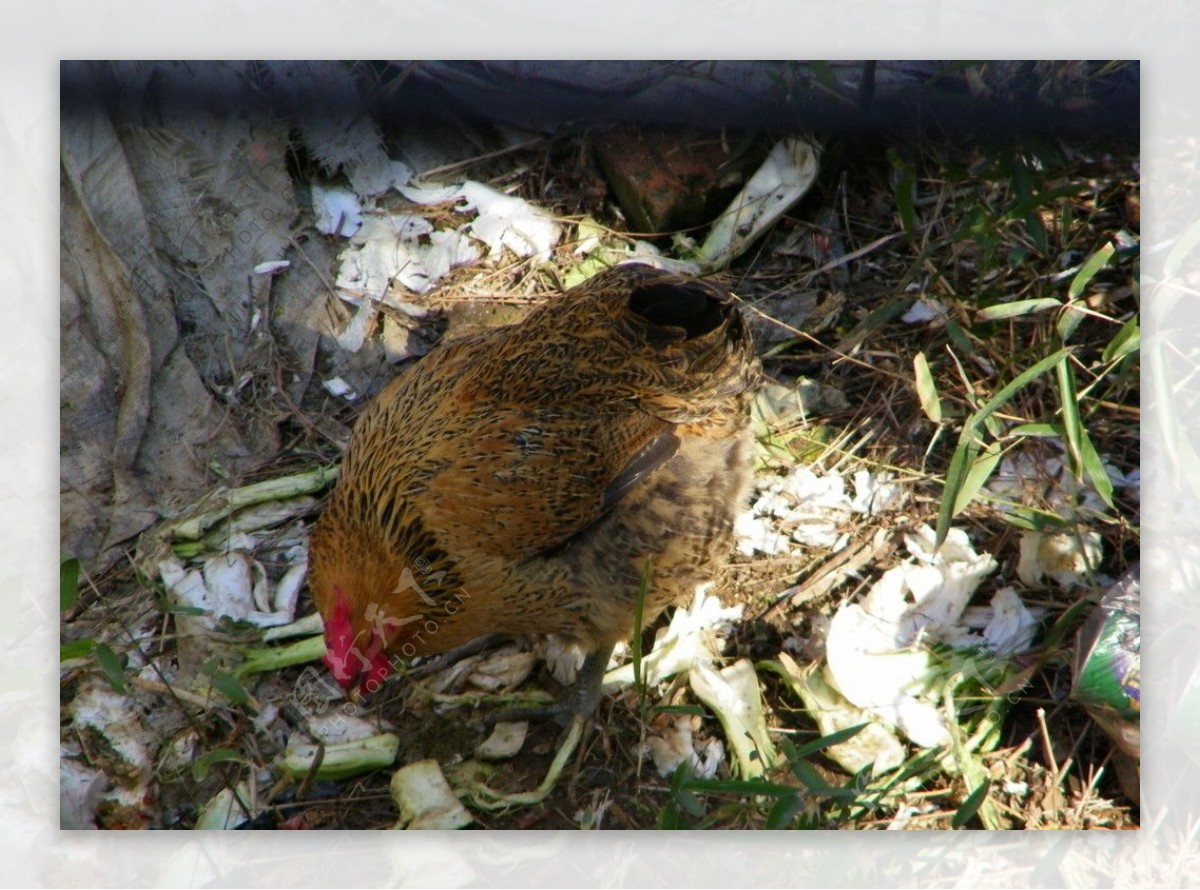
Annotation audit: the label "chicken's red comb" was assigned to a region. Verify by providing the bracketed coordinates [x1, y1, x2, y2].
[322, 588, 393, 695]
[322, 588, 359, 688]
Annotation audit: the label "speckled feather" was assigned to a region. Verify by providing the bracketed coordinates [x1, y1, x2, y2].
[308, 263, 760, 684]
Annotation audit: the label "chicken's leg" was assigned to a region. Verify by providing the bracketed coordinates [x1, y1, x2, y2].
[485, 642, 615, 725]
[462, 643, 616, 810]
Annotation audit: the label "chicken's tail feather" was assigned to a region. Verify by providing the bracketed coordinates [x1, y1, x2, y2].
[481, 263, 760, 420]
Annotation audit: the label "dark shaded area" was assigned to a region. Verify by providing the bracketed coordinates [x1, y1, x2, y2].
[62, 60, 1138, 140]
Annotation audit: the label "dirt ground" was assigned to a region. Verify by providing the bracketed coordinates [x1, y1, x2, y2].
[60, 67, 1140, 831]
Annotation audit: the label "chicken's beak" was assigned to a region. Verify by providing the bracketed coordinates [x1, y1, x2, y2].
[347, 684, 364, 704]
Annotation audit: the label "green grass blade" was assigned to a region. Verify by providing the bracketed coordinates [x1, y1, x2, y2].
[657, 799, 682, 829]
[945, 320, 975, 357]
[951, 779, 992, 829]
[1056, 302, 1087, 343]
[936, 347, 1071, 548]
[789, 724, 869, 760]
[682, 778, 805, 797]
[191, 747, 244, 782]
[209, 671, 252, 706]
[766, 794, 807, 829]
[888, 150, 917, 239]
[61, 557, 80, 612]
[202, 658, 252, 706]
[670, 761, 706, 818]
[835, 300, 911, 353]
[1006, 422, 1063, 438]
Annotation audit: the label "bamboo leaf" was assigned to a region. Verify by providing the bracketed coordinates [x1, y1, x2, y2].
[1056, 301, 1087, 342]
[945, 320, 975, 357]
[209, 672, 252, 707]
[937, 348, 1069, 547]
[671, 762, 707, 817]
[976, 298, 1062, 322]
[1078, 425, 1116, 509]
[682, 778, 802, 797]
[962, 348, 1073, 439]
[1102, 316, 1140, 365]
[766, 794, 807, 829]
[998, 506, 1070, 532]
[1068, 242, 1115, 300]
[61, 638, 96, 661]
[94, 644, 128, 694]
[1007, 422, 1062, 438]
[835, 300, 911, 353]
[937, 440, 977, 547]
[913, 352, 943, 423]
[652, 704, 708, 717]
[1056, 359, 1084, 474]
[953, 440, 1005, 515]
[657, 799, 682, 829]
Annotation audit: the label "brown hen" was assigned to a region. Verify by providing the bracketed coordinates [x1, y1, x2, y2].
[308, 263, 760, 718]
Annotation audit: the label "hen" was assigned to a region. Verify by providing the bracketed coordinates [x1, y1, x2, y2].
[308, 263, 760, 719]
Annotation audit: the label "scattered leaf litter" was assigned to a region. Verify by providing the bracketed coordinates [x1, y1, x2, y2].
[194, 782, 258, 830]
[697, 136, 821, 269]
[989, 446, 1138, 522]
[391, 760, 474, 830]
[464, 645, 538, 693]
[321, 376, 359, 401]
[311, 184, 364, 237]
[475, 721, 528, 761]
[602, 588, 743, 691]
[1018, 530, 1105, 588]
[639, 713, 724, 779]
[736, 465, 905, 557]
[774, 652, 906, 774]
[901, 296, 950, 324]
[67, 678, 154, 815]
[332, 179, 563, 310]
[689, 658, 779, 779]
[253, 259, 290, 275]
[159, 551, 300, 631]
[822, 525, 1040, 749]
